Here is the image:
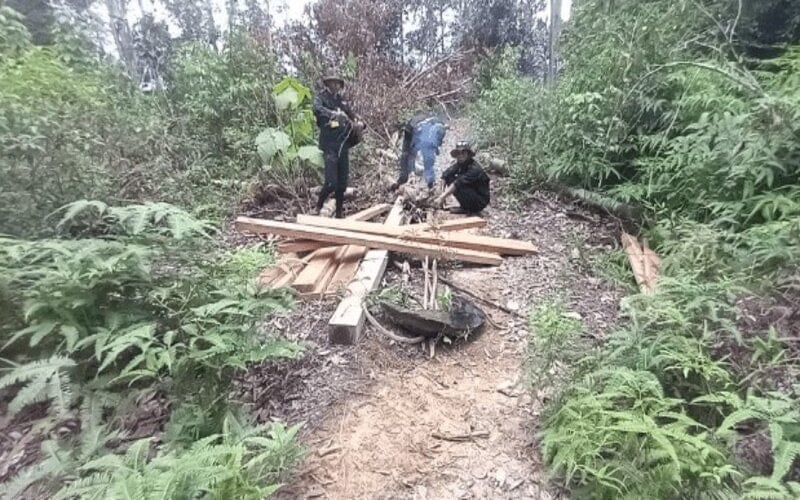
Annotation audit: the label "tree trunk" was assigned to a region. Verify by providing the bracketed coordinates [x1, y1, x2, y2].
[200, 0, 218, 46]
[548, 0, 562, 84]
[105, 0, 138, 79]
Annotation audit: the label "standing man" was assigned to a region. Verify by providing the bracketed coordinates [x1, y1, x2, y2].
[435, 141, 490, 214]
[390, 112, 446, 191]
[313, 74, 363, 218]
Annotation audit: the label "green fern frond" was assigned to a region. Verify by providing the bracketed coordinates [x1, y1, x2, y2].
[51, 200, 109, 230]
[743, 476, 792, 500]
[0, 356, 75, 416]
[771, 441, 800, 482]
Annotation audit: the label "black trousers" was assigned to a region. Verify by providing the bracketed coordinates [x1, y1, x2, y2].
[316, 145, 350, 216]
[454, 186, 489, 214]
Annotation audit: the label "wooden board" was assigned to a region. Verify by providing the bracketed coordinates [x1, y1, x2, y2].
[621, 232, 660, 294]
[236, 217, 503, 265]
[326, 245, 367, 295]
[422, 216, 487, 232]
[301, 247, 347, 299]
[258, 252, 299, 287]
[291, 246, 341, 293]
[286, 204, 392, 292]
[328, 199, 406, 345]
[346, 203, 392, 222]
[278, 204, 391, 254]
[295, 216, 536, 256]
[278, 216, 487, 254]
[257, 253, 310, 289]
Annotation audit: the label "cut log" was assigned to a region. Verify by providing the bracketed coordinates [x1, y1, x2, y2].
[311, 186, 357, 199]
[278, 216, 486, 254]
[235, 218, 503, 265]
[294, 216, 536, 256]
[328, 199, 405, 345]
[563, 187, 644, 222]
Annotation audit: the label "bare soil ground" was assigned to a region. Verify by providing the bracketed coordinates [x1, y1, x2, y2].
[238, 124, 627, 499]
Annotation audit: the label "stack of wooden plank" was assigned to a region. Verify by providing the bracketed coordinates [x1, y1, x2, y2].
[234, 198, 537, 344]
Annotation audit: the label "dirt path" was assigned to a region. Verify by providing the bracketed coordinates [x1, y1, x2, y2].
[253, 121, 624, 499]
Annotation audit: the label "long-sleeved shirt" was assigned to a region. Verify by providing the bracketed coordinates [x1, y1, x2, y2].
[442, 158, 491, 207]
[313, 89, 356, 148]
[401, 113, 445, 156]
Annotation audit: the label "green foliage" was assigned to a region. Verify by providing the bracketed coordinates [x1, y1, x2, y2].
[435, 287, 453, 312]
[52, 417, 302, 500]
[0, 14, 291, 236]
[540, 367, 739, 499]
[696, 390, 800, 482]
[0, 200, 301, 496]
[476, 2, 800, 495]
[0, 6, 31, 54]
[591, 249, 637, 292]
[51, 200, 216, 240]
[255, 77, 324, 189]
[528, 300, 583, 391]
[0, 356, 75, 416]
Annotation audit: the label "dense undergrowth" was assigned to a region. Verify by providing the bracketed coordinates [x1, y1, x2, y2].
[0, 6, 322, 238]
[0, 7, 319, 498]
[476, 1, 800, 498]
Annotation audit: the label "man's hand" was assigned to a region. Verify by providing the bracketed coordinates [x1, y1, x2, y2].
[433, 194, 445, 208]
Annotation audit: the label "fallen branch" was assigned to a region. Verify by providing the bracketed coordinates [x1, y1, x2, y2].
[362, 305, 425, 344]
[431, 430, 490, 443]
[402, 50, 474, 90]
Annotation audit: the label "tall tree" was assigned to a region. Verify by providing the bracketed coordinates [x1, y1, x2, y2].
[163, 0, 218, 45]
[548, 0, 562, 82]
[105, 0, 139, 77]
[6, 0, 56, 44]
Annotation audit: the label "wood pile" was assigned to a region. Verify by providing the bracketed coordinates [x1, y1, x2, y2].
[234, 197, 537, 344]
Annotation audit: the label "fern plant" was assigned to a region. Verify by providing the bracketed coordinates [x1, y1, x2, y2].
[0, 389, 123, 499]
[540, 368, 739, 498]
[0, 356, 75, 417]
[51, 200, 216, 240]
[528, 300, 583, 392]
[696, 390, 800, 485]
[53, 416, 302, 500]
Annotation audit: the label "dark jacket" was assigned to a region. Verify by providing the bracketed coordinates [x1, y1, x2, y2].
[313, 88, 356, 149]
[442, 158, 490, 208]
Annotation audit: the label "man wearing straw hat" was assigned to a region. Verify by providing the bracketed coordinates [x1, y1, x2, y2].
[434, 140, 490, 214]
[312, 73, 364, 218]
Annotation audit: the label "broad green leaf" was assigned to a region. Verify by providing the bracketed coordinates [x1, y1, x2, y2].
[274, 87, 299, 111]
[255, 128, 291, 163]
[295, 145, 324, 168]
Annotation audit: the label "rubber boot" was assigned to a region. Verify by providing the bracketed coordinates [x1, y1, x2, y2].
[334, 191, 345, 219]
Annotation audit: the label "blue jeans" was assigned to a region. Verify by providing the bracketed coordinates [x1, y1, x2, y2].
[398, 120, 446, 188]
